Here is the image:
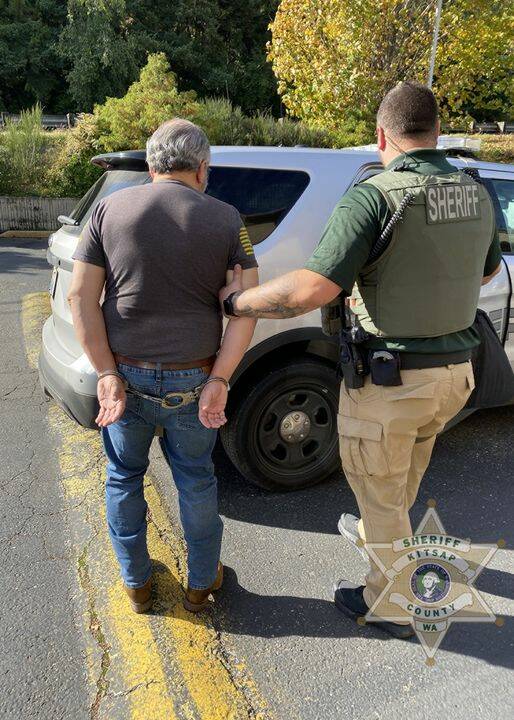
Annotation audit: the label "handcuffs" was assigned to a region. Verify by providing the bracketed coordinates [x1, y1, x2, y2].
[96, 370, 229, 409]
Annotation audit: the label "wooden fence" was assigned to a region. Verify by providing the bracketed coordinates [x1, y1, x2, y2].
[0, 196, 79, 233]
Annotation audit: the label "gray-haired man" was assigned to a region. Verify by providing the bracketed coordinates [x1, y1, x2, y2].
[68, 119, 258, 613]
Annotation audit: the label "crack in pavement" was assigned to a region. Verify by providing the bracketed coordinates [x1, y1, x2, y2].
[77, 545, 111, 720]
[2, 384, 19, 398]
[106, 680, 162, 699]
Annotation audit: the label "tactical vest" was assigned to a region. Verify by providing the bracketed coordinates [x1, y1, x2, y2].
[349, 169, 495, 338]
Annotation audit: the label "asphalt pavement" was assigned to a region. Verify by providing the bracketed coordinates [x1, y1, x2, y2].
[151, 399, 514, 720]
[0, 238, 91, 719]
[1, 237, 514, 720]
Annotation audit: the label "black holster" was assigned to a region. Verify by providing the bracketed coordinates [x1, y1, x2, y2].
[338, 325, 370, 389]
[337, 295, 403, 388]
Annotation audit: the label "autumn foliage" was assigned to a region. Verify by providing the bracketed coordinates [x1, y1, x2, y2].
[269, 0, 514, 133]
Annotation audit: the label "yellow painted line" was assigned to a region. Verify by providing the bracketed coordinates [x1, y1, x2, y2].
[21, 291, 272, 720]
[145, 483, 270, 720]
[107, 581, 179, 720]
[1, 229, 51, 238]
[47, 403, 179, 719]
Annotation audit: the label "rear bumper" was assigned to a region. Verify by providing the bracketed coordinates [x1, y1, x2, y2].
[38, 318, 98, 429]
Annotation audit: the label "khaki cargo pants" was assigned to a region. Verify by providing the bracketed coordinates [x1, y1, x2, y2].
[338, 361, 475, 608]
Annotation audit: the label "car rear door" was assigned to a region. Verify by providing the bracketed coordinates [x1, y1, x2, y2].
[480, 169, 514, 365]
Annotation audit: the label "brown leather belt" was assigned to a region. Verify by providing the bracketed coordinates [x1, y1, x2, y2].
[114, 353, 216, 373]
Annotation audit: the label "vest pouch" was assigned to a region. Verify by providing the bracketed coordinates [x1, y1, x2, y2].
[369, 351, 402, 386]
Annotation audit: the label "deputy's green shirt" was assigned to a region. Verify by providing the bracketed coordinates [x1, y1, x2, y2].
[306, 148, 502, 353]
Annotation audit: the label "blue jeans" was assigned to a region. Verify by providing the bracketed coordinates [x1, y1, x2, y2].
[102, 363, 222, 590]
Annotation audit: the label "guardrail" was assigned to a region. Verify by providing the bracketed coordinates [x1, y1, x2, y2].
[472, 121, 514, 134]
[0, 113, 77, 130]
[442, 121, 514, 134]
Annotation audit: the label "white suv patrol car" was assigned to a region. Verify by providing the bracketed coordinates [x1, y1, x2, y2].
[39, 142, 514, 490]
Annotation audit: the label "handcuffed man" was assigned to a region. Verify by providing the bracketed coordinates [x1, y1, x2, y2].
[68, 119, 258, 613]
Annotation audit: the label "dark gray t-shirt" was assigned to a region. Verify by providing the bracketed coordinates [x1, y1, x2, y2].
[73, 180, 258, 362]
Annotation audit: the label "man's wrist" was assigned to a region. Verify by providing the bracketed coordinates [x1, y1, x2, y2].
[232, 291, 242, 315]
[223, 291, 242, 317]
[204, 376, 230, 390]
[97, 369, 127, 386]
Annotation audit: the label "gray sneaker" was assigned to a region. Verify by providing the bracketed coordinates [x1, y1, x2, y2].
[337, 513, 368, 561]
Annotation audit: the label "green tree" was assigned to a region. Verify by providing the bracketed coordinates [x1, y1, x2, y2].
[59, 0, 279, 113]
[59, 0, 144, 111]
[0, 0, 70, 111]
[434, 0, 514, 122]
[269, 0, 514, 132]
[147, 0, 279, 114]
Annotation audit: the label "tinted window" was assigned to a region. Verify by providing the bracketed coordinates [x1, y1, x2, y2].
[207, 167, 310, 244]
[71, 170, 149, 228]
[484, 177, 514, 254]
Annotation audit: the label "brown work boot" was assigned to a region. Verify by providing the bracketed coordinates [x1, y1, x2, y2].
[124, 576, 153, 614]
[183, 562, 223, 613]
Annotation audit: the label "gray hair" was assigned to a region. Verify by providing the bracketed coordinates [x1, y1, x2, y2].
[146, 119, 210, 174]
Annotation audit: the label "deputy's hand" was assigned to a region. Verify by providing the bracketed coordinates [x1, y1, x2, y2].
[198, 380, 228, 429]
[219, 264, 243, 307]
[96, 376, 126, 427]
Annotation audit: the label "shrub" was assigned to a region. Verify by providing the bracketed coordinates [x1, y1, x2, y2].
[477, 134, 514, 165]
[43, 114, 103, 198]
[0, 105, 47, 195]
[94, 53, 200, 152]
[191, 98, 248, 146]
[244, 112, 335, 147]
[0, 144, 10, 195]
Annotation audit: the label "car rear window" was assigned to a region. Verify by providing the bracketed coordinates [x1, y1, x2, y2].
[70, 165, 310, 243]
[207, 167, 310, 244]
[70, 170, 150, 228]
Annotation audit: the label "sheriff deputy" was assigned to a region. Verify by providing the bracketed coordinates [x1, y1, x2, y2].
[220, 81, 500, 638]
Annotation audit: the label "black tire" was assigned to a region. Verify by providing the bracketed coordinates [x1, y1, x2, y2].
[220, 356, 341, 491]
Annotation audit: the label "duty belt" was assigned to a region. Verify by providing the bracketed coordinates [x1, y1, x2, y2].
[126, 384, 205, 409]
[397, 349, 471, 369]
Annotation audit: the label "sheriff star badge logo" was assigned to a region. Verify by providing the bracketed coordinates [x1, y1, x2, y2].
[360, 499, 505, 664]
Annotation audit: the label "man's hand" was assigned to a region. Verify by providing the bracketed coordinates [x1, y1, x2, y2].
[219, 264, 243, 306]
[96, 376, 127, 427]
[482, 263, 502, 285]
[198, 380, 228, 429]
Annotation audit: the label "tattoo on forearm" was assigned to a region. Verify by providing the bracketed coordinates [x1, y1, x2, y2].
[236, 302, 308, 318]
[235, 276, 310, 319]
